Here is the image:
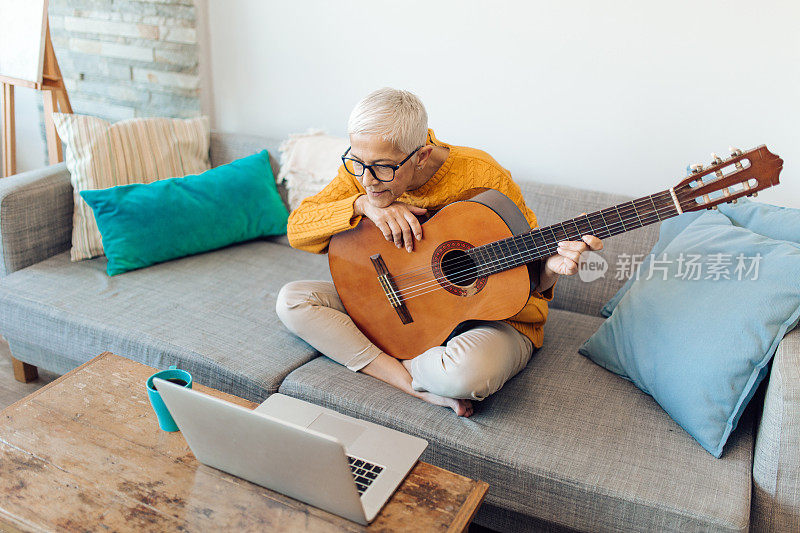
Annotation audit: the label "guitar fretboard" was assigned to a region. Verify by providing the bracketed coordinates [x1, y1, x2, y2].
[468, 190, 680, 276]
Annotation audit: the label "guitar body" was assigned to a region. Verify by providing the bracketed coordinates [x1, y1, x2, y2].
[329, 189, 534, 359]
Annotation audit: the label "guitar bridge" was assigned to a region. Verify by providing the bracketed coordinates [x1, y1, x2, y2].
[370, 254, 413, 325]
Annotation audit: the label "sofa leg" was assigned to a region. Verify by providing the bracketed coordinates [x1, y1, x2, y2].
[12, 357, 38, 383]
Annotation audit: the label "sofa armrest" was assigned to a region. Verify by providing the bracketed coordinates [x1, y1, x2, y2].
[0, 163, 73, 277]
[751, 323, 800, 531]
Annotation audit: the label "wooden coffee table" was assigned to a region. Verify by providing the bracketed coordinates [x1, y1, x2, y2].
[0, 352, 488, 532]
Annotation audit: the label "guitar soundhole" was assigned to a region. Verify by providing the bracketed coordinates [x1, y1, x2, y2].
[431, 240, 487, 297]
[441, 250, 476, 287]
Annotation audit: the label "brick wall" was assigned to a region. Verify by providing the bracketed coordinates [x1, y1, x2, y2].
[45, 0, 201, 126]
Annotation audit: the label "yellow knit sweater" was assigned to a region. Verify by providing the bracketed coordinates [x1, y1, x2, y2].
[287, 129, 555, 348]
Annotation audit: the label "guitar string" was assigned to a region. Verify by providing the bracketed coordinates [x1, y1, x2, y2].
[386, 192, 681, 297]
[395, 210, 667, 303]
[391, 171, 739, 286]
[394, 205, 674, 302]
[388, 191, 678, 285]
[388, 194, 684, 301]
[391, 194, 678, 298]
[390, 193, 685, 299]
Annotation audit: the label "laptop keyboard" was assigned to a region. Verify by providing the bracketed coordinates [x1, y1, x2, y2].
[346, 455, 385, 496]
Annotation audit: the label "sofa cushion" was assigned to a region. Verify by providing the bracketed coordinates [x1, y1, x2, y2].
[279, 308, 753, 532]
[277, 130, 349, 211]
[81, 150, 289, 276]
[580, 210, 800, 457]
[519, 182, 661, 317]
[602, 198, 800, 317]
[53, 114, 211, 261]
[600, 210, 704, 317]
[0, 239, 329, 401]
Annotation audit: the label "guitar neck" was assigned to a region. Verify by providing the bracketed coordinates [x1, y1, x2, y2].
[470, 189, 681, 276]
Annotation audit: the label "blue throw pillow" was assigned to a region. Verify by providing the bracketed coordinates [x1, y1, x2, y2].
[579, 210, 800, 457]
[81, 150, 288, 276]
[602, 198, 800, 317]
[600, 211, 702, 317]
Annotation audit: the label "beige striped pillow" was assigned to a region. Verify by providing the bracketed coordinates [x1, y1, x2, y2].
[53, 114, 211, 261]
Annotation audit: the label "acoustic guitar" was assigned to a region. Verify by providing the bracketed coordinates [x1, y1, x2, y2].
[329, 146, 783, 359]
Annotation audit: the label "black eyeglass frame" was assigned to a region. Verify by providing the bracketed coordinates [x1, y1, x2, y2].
[341, 145, 423, 183]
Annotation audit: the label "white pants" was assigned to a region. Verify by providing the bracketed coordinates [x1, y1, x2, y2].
[276, 280, 534, 400]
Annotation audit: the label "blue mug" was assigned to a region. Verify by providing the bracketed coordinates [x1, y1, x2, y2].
[146, 365, 193, 432]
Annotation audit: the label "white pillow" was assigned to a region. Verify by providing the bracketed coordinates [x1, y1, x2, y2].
[53, 114, 210, 261]
[278, 130, 349, 211]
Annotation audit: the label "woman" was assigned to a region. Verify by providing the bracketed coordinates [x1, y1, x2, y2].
[276, 88, 602, 417]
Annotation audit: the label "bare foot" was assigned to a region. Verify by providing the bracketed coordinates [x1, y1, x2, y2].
[401, 360, 474, 417]
[415, 393, 472, 417]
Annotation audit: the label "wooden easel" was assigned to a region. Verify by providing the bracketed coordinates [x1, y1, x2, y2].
[1, 2, 71, 381]
[1, 17, 72, 178]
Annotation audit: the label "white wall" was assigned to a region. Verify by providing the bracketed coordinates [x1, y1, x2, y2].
[12, 0, 799, 209]
[3, 87, 46, 173]
[205, 0, 800, 208]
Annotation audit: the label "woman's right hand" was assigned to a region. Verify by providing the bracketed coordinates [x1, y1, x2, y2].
[355, 195, 427, 252]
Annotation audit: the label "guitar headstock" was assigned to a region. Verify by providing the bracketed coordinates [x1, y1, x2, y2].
[673, 146, 782, 212]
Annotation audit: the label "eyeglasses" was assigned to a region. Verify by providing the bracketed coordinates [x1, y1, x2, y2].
[341, 145, 423, 183]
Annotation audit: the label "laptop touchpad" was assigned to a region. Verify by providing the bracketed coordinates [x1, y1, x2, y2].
[307, 414, 367, 448]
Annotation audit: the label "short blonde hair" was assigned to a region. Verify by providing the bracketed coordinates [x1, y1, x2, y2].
[347, 88, 428, 154]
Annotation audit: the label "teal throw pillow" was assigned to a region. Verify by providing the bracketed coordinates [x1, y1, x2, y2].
[602, 198, 800, 317]
[579, 210, 800, 457]
[81, 150, 288, 276]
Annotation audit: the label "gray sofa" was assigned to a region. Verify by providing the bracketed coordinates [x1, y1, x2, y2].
[0, 132, 797, 532]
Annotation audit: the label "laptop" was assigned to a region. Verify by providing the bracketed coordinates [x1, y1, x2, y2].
[154, 378, 427, 525]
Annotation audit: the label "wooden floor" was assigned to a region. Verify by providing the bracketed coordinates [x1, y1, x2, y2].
[0, 336, 60, 411]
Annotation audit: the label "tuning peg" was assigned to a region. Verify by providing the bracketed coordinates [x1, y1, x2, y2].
[711, 153, 723, 164]
[731, 199, 738, 204]
[751, 192, 758, 198]
[690, 163, 704, 173]
[729, 146, 743, 156]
